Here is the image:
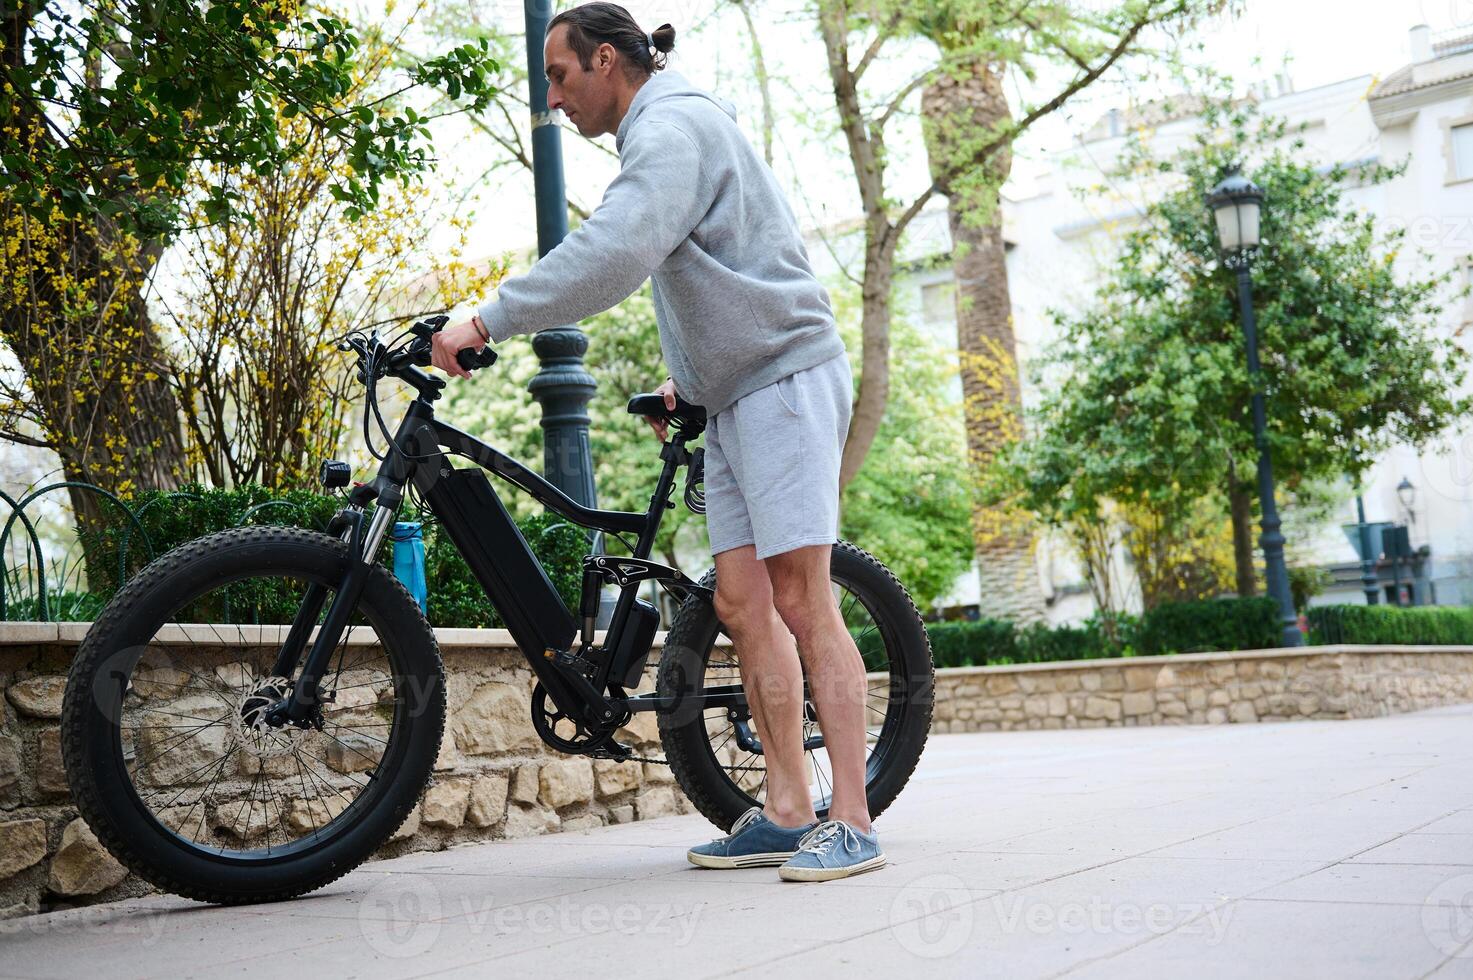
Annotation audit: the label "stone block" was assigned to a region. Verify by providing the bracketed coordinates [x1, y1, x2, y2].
[1229, 701, 1258, 724]
[0, 818, 47, 879]
[285, 797, 349, 835]
[36, 728, 67, 797]
[634, 786, 677, 820]
[0, 734, 20, 799]
[511, 762, 540, 803]
[1124, 667, 1157, 692]
[539, 758, 594, 809]
[48, 819, 127, 896]
[422, 778, 472, 828]
[7, 675, 65, 719]
[1083, 696, 1121, 721]
[561, 814, 603, 833]
[455, 682, 537, 754]
[504, 803, 560, 838]
[1122, 691, 1155, 717]
[593, 758, 641, 797]
[642, 761, 674, 784]
[466, 772, 510, 827]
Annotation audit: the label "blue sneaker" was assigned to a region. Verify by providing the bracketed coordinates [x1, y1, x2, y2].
[687, 806, 818, 869]
[778, 819, 886, 881]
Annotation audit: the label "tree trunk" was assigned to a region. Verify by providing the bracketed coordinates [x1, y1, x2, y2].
[1227, 460, 1257, 597]
[921, 61, 1048, 625]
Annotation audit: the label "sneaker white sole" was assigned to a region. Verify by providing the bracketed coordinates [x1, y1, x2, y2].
[778, 854, 888, 881]
[687, 850, 797, 869]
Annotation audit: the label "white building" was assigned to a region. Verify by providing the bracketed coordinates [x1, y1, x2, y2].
[808, 24, 1473, 621]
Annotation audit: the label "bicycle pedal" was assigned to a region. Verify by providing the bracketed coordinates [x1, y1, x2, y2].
[592, 740, 633, 761]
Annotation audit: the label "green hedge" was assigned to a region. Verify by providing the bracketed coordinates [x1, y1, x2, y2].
[1133, 596, 1282, 657]
[1306, 604, 1473, 646]
[922, 596, 1286, 668]
[16, 483, 590, 627]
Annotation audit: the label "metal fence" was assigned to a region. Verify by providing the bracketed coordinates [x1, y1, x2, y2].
[1, 482, 322, 622]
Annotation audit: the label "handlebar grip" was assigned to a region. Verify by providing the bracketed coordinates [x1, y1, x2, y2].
[456, 346, 498, 372]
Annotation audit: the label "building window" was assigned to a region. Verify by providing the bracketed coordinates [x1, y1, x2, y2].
[1453, 123, 1473, 182]
[921, 280, 954, 323]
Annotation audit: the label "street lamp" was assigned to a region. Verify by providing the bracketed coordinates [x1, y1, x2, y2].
[1207, 167, 1303, 647]
[1396, 476, 1417, 525]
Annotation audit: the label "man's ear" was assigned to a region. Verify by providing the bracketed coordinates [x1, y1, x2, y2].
[595, 41, 615, 76]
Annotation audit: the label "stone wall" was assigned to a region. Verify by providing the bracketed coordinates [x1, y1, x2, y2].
[0, 624, 694, 919]
[931, 645, 1473, 732]
[3, 623, 1472, 920]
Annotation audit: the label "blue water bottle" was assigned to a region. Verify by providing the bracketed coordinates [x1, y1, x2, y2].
[391, 521, 428, 614]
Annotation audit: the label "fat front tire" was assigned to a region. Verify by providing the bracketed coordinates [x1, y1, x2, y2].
[60, 526, 446, 905]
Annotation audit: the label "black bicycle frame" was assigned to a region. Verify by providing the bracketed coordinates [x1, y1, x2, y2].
[269, 386, 744, 742]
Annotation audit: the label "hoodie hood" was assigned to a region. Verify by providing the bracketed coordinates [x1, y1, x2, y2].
[615, 69, 737, 153]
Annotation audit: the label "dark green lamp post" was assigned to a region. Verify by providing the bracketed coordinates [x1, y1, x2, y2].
[1207, 167, 1304, 647]
[522, 0, 598, 507]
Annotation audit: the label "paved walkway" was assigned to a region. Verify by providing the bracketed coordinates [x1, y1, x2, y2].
[5, 704, 1473, 978]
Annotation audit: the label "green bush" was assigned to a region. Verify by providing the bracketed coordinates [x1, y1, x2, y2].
[13, 483, 591, 627]
[1135, 596, 1281, 656]
[1306, 604, 1473, 646]
[916, 598, 1290, 669]
[918, 613, 1141, 668]
[922, 619, 1018, 668]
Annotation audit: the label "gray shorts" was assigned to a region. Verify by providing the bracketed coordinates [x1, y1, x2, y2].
[703, 351, 853, 560]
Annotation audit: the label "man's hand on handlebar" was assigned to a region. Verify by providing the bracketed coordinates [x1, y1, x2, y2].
[643, 377, 678, 442]
[431, 318, 489, 380]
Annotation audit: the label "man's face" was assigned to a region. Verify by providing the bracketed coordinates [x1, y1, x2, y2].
[544, 24, 617, 137]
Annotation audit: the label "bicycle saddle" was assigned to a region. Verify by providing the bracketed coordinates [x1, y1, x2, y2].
[626, 392, 707, 427]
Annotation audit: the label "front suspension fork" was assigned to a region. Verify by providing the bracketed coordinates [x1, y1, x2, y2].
[266, 503, 398, 726]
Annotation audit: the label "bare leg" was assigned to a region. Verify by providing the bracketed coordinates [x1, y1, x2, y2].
[766, 543, 871, 832]
[713, 546, 817, 828]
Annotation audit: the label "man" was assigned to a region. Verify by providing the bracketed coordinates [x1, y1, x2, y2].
[431, 1, 883, 882]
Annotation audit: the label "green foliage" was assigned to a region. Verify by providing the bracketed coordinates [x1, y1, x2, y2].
[836, 312, 976, 610]
[1, 590, 107, 623]
[1133, 596, 1281, 656]
[1288, 564, 1333, 612]
[79, 483, 343, 595]
[2, 2, 500, 232]
[918, 595, 1283, 667]
[9, 483, 589, 627]
[1306, 604, 1473, 646]
[981, 92, 1471, 601]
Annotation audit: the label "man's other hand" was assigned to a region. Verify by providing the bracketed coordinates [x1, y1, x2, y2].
[643, 377, 678, 441]
[431, 319, 487, 380]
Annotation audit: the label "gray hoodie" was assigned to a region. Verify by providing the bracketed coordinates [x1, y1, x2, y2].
[477, 69, 846, 416]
